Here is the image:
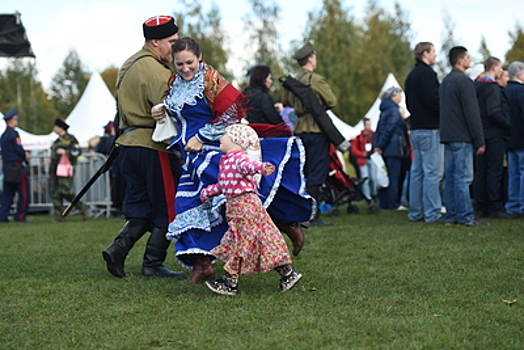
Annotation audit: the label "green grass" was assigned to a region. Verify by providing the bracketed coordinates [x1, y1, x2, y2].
[1, 204, 523, 349]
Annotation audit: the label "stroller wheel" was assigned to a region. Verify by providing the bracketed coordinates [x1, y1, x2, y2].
[346, 204, 359, 214]
[367, 205, 379, 215]
[329, 207, 340, 217]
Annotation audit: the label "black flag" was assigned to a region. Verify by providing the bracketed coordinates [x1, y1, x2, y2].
[0, 12, 35, 58]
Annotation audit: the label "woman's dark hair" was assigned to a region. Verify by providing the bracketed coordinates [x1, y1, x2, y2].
[249, 65, 271, 90]
[172, 37, 201, 57]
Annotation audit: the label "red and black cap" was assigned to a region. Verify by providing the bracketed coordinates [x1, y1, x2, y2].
[143, 15, 178, 40]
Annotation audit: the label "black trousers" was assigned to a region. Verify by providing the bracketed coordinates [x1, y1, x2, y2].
[474, 138, 507, 214]
[297, 132, 331, 188]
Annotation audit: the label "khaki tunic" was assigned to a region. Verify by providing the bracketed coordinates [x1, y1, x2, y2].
[289, 69, 337, 134]
[115, 46, 172, 152]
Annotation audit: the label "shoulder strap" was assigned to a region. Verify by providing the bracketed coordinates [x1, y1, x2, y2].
[297, 71, 314, 87]
[116, 54, 153, 90]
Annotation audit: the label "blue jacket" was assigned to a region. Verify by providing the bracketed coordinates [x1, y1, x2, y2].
[1, 126, 26, 166]
[373, 98, 408, 158]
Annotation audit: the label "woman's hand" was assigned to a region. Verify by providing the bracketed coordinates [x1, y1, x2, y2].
[151, 103, 166, 124]
[185, 136, 203, 152]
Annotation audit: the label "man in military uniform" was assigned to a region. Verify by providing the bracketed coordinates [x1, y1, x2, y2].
[49, 118, 88, 222]
[289, 42, 337, 226]
[102, 15, 183, 278]
[0, 109, 30, 222]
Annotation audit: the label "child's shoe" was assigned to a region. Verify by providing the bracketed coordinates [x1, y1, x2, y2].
[278, 268, 302, 292]
[205, 278, 237, 296]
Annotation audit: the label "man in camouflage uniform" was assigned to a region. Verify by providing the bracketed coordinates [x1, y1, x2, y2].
[289, 42, 338, 226]
[49, 118, 88, 222]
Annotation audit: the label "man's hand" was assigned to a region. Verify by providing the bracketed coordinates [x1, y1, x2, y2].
[476, 146, 486, 155]
[151, 103, 166, 124]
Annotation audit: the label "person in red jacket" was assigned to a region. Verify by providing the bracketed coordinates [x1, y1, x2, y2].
[351, 118, 376, 200]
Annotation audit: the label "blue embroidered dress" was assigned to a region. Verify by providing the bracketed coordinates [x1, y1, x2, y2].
[165, 63, 314, 269]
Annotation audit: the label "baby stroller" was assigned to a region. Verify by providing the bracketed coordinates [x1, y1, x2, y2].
[320, 144, 379, 216]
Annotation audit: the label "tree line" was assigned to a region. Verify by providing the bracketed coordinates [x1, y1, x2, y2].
[2, 0, 524, 135]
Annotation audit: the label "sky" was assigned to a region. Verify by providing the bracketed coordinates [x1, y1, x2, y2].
[2, 0, 523, 90]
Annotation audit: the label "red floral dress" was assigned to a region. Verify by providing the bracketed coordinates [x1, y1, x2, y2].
[201, 150, 292, 275]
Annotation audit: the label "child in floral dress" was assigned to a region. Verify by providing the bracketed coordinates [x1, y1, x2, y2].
[201, 124, 302, 296]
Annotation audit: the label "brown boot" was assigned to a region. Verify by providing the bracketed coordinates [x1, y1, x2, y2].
[179, 256, 215, 283]
[273, 221, 305, 256]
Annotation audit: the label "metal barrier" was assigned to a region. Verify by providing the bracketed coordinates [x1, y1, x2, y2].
[1, 152, 113, 218]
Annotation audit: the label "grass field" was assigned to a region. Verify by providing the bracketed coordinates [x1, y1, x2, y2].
[1, 203, 523, 349]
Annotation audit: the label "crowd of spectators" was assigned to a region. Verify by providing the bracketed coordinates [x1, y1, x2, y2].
[350, 43, 524, 224]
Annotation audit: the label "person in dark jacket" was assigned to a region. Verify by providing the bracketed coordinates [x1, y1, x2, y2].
[373, 86, 408, 210]
[243, 65, 285, 125]
[0, 109, 30, 222]
[94, 121, 125, 217]
[405, 42, 445, 223]
[474, 56, 511, 218]
[49, 118, 89, 222]
[505, 61, 524, 217]
[440, 46, 485, 226]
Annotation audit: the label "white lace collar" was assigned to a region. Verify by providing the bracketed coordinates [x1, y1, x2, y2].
[165, 62, 205, 113]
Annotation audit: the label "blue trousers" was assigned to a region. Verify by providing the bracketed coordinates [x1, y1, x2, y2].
[408, 129, 444, 222]
[444, 142, 474, 223]
[506, 148, 524, 214]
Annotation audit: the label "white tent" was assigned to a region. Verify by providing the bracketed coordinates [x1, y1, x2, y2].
[353, 73, 407, 132]
[62, 71, 116, 148]
[327, 110, 360, 141]
[2, 71, 116, 150]
[325, 73, 405, 142]
[16, 128, 55, 151]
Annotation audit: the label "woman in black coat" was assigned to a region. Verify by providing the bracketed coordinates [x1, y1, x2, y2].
[243, 65, 285, 125]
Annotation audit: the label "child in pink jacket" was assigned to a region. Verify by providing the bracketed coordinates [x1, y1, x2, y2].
[201, 124, 302, 296]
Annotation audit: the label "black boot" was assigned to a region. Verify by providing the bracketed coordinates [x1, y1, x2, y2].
[102, 218, 150, 278]
[141, 227, 184, 277]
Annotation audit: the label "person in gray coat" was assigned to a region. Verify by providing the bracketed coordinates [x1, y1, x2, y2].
[439, 46, 486, 226]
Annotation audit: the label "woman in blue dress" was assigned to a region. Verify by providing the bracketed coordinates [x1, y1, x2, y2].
[155, 37, 314, 283]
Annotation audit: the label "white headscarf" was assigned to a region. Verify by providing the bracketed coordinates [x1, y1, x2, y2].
[224, 124, 262, 185]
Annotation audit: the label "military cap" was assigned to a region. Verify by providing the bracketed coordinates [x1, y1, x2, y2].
[3, 108, 18, 120]
[143, 15, 178, 40]
[54, 118, 70, 130]
[292, 42, 316, 60]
